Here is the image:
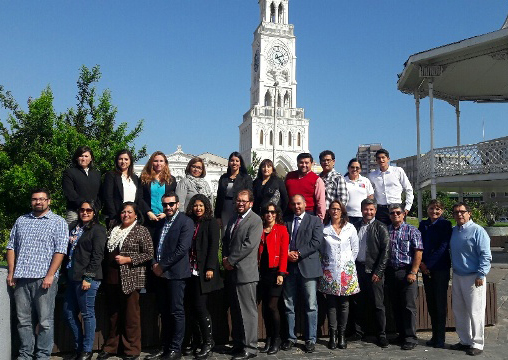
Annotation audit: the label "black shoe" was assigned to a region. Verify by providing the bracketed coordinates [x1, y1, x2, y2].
[260, 337, 271, 353]
[161, 351, 181, 360]
[97, 352, 114, 360]
[181, 346, 193, 356]
[76, 352, 93, 360]
[304, 341, 315, 353]
[281, 340, 294, 351]
[267, 338, 281, 355]
[450, 342, 471, 351]
[401, 342, 416, 350]
[327, 329, 337, 350]
[426, 339, 436, 347]
[466, 348, 483, 356]
[347, 333, 364, 342]
[377, 337, 389, 348]
[337, 331, 347, 349]
[145, 349, 166, 360]
[231, 351, 257, 360]
[195, 342, 214, 359]
[124, 356, 139, 360]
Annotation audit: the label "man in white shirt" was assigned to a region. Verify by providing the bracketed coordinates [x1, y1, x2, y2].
[368, 149, 413, 225]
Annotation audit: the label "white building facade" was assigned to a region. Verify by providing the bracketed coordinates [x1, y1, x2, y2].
[239, 0, 310, 175]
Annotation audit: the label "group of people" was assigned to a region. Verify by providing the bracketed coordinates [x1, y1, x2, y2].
[6, 146, 492, 360]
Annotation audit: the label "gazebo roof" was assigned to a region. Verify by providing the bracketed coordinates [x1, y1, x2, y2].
[397, 20, 508, 103]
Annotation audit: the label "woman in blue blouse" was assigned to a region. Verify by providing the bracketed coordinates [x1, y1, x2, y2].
[418, 199, 452, 348]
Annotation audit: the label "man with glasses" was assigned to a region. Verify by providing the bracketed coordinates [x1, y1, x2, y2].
[449, 203, 491, 356]
[368, 149, 413, 225]
[147, 192, 193, 360]
[318, 150, 347, 209]
[6, 188, 68, 360]
[222, 190, 263, 360]
[385, 204, 422, 350]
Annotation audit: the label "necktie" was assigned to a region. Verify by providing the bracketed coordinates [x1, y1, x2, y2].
[231, 215, 242, 236]
[290, 216, 300, 251]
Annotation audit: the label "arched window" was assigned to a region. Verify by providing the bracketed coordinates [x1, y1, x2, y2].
[284, 92, 290, 107]
[278, 3, 284, 23]
[270, 2, 276, 22]
[277, 93, 282, 107]
[297, 132, 301, 147]
[288, 131, 292, 146]
[269, 130, 273, 145]
[260, 130, 264, 145]
[279, 131, 283, 146]
[264, 90, 272, 106]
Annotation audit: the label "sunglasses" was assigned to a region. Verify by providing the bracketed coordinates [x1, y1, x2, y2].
[389, 211, 403, 215]
[162, 202, 177, 208]
[79, 208, 94, 214]
[265, 210, 277, 215]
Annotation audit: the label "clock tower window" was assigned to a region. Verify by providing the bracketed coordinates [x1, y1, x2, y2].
[260, 130, 264, 145]
[278, 3, 284, 23]
[278, 131, 283, 146]
[270, 2, 276, 23]
[297, 133, 301, 147]
[269, 131, 274, 145]
[284, 92, 290, 107]
[288, 131, 292, 146]
[264, 91, 272, 106]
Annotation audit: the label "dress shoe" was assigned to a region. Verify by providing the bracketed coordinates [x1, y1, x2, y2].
[145, 349, 166, 360]
[195, 341, 214, 359]
[426, 339, 436, 347]
[466, 348, 483, 356]
[304, 341, 315, 353]
[434, 342, 445, 349]
[377, 337, 389, 348]
[76, 352, 93, 360]
[97, 352, 114, 360]
[124, 356, 139, 360]
[450, 342, 471, 351]
[260, 337, 271, 353]
[161, 351, 181, 360]
[231, 351, 257, 360]
[267, 337, 281, 355]
[281, 340, 294, 351]
[401, 342, 416, 350]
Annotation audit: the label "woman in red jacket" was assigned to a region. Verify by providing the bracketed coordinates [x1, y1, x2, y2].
[258, 203, 289, 355]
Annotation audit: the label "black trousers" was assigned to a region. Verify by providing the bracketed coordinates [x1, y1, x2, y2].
[156, 277, 187, 352]
[422, 269, 450, 345]
[353, 263, 386, 338]
[326, 295, 349, 332]
[184, 276, 210, 346]
[375, 206, 391, 226]
[385, 267, 418, 343]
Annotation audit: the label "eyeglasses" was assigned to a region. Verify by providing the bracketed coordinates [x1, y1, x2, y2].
[349, 166, 361, 170]
[389, 211, 403, 215]
[31, 198, 48, 202]
[79, 208, 94, 214]
[162, 202, 177, 207]
[236, 200, 250, 204]
[191, 165, 203, 170]
[453, 210, 468, 215]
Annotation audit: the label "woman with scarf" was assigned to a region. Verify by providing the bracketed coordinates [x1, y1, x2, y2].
[176, 157, 213, 212]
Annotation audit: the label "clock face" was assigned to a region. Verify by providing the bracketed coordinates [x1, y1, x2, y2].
[254, 48, 260, 72]
[268, 45, 289, 68]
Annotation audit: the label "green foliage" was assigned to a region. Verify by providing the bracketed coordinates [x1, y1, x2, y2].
[409, 190, 456, 220]
[247, 150, 262, 179]
[0, 65, 147, 259]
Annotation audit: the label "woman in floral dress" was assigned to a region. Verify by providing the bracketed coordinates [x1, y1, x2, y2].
[319, 200, 360, 350]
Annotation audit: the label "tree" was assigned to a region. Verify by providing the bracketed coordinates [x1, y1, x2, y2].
[247, 151, 262, 179]
[0, 65, 146, 259]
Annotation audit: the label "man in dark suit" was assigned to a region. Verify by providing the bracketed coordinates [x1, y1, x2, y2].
[146, 192, 193, 360]
[222, 189, 263, 360]
[281, 194, 323, 353]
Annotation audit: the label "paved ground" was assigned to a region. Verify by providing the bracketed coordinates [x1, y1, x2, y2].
[53, 248, 508, 360]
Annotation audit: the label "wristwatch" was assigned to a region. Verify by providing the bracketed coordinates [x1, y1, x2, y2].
[409, 271, 417, 275]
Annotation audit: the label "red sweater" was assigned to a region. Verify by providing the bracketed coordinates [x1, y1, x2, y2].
[258, 224, 289, 274]
[285, 171, 319, 213]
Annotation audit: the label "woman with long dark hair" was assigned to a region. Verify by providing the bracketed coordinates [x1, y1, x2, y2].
[258, 203, 289, 355]
[183, 194, 223, 359]
[318, 201, 359, 350]
[214, 151, 252, 230]
[63, 200, 106, 360]
[253, 159, 288, 215]
[98, 202, 153, 360]
[62, 146, 102, 224]
[103, 149, 142, 229]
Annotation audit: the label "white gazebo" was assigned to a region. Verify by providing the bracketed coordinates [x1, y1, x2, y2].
[397, 15, 508, 219]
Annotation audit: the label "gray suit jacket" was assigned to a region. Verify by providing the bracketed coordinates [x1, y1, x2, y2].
[285, 213, 323, 279]
[222, 209, 263, 284]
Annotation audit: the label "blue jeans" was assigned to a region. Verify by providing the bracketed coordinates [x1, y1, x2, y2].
[13, 278, 58, 360]
[283, 264, 318, 343]
[63, 280, 101, 352]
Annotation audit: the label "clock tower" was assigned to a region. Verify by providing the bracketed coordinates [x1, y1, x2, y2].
[239, 0, 310, 174]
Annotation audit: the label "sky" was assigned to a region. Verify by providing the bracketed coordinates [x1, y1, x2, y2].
[1, 1, 507, 172]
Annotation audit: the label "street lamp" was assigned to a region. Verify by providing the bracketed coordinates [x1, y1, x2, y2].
[273, 81, 279, 163]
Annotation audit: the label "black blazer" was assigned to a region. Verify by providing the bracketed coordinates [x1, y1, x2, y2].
[194, 218, 224, 293]
[140, 175, 177, 215]
[62, 166, 102, 210]
[284, 213, 323, 279]
[214, 173, 253, 218]
[67, 221, 107, 281]
[253, 176, 288, 214]
[152, 212, 193, 280]
[102, 171, 142, 220]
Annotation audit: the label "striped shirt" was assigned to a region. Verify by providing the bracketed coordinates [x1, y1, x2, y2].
[7, 210, 68, 279]
[319, 168, 348, 208]
[388, 222, 423, 269]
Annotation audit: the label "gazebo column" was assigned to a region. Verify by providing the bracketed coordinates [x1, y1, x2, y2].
[429, 79, 437, 199]
[456, 100, 462, 174]
[415, 91, 422, 222]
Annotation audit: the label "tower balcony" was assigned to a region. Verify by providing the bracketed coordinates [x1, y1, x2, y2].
[256, 22, 294, 37]
[243, 105, 306, 122]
